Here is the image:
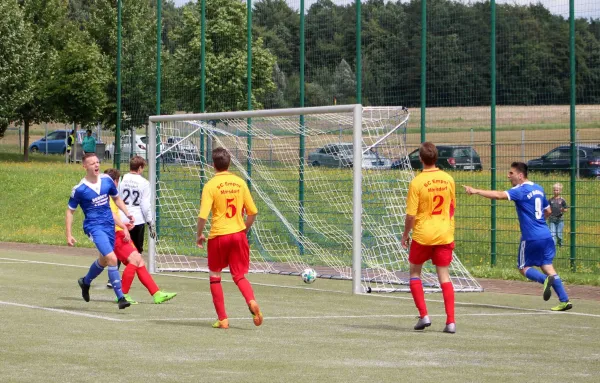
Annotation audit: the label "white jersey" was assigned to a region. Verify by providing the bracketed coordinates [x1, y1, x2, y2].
[118, 173, 152, 226]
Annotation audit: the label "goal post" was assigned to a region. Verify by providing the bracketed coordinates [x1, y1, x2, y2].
[147, 105, 482, 294]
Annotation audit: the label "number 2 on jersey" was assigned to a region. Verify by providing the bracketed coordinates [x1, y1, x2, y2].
[432, 195, 444, 215]
[226, 198, 237, 218]
[122, 188, 140, 206]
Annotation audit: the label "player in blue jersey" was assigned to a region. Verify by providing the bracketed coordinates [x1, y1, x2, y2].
[463, 162, 572, 311]
[65, 153, 134, 309]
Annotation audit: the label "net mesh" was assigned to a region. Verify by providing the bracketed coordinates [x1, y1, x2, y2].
[150, 106, 482, 292]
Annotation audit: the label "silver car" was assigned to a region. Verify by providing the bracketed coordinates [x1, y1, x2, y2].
[308, 143, 391, 169]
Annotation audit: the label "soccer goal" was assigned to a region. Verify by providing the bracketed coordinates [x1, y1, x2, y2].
[147, 105, 482, 294]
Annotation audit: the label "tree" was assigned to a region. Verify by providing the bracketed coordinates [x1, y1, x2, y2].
[47, 33, 110, 128]
[85, 0, 157, 131]
[253, 0, 299, 76]
[0, 0, 38, 139]
[332, 59, 356, 104]
[169, 0, 276, 112]
[13, 0, 67, 161]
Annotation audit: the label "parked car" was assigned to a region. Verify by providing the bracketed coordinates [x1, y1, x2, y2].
[105, 135, 147, 160]
[29, 130, 103, 155]
[163, 136, 199, 163]
[308, 143, 392, 169]
[527, 145, 600, 178]
[392, 145, 483, 171]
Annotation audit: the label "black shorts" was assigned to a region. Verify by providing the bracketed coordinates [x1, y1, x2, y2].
[129, 224, 146, 254]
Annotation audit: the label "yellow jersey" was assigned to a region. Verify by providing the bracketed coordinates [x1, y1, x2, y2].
[109, 198, 123, 232]
[198, 171, 258, 239]
[406, 168, 455, 245]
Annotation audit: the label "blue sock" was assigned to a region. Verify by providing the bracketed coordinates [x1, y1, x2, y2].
[524, 268, 547, 284]
[107, 265, 124, 300]
[552, 275, 569, 302]
[83, 260, 104, 285]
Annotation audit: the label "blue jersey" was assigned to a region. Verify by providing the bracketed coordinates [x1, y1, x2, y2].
[68, 174, 118, 234]
[505, 181, 552, 241]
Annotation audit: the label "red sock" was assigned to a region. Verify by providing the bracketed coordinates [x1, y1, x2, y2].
[441, 282, 455, 325]
[409, 278, 428, 318]
[121, 264, 137, 294]
[210, 276, 227, 320]
[137, 266, 160, 296]
[233, 275, 255, 304]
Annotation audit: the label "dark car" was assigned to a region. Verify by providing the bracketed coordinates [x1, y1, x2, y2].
[392, 145, 483, 171]
[527, 145, 600, 178]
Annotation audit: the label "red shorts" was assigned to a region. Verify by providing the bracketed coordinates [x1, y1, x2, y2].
[408, 240, 455, 267]
[207, 231, 250, 276]
[113, 230, 138, 265]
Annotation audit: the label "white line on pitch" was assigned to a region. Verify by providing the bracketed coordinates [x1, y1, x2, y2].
[0, 300, 131, 322]
[0, 261, 33, 264]
[0, 257, 89, 269]
[5, 255, 600, 319]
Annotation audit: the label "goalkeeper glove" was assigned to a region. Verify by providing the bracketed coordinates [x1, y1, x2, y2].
[147, 222, 156, 239]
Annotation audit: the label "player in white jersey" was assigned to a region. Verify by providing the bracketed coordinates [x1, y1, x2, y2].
[118, 155, 154, 251]
[107, 155, 154, 288]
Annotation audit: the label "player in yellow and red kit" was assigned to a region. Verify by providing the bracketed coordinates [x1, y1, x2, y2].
[104, 168, 177, 305]
[401, 142, 457, 334]
[196, 147, 261, 329]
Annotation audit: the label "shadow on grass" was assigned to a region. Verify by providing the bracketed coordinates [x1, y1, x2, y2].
[150, 320, 255, 330]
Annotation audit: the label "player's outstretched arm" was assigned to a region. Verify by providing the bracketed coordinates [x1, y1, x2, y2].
[463, 185, 508, 200]
[65, 208, 77, 246]
[111, 195, 134, 223]
[112, 210, 133, 242]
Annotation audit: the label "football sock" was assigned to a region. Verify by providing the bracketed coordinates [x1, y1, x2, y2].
[524, 268, 547, 284]
[83, 260, 104, 285]
[121, 264, 137, 294]
[107, 265, 125, 299]
[409, 278, 428, 318]
[137, 266, 160, 296]
[552, 275, 569, 302]
[233, 275, 255, 304]
[441, 281, 455, 325]
[210, 276, 227, 320]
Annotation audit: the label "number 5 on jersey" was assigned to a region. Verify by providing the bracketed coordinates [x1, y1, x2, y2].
[226, 198, 237, 218]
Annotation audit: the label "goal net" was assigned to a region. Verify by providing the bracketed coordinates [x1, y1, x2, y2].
[147, 105, 482, 293]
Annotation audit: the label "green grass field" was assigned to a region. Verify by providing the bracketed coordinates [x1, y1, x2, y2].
[1, 247, 599, 382]
[1, 150, 599, 284]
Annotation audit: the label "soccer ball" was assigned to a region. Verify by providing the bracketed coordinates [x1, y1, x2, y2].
[301, 268, 317, 284]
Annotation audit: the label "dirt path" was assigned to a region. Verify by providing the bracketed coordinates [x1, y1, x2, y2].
[1, 241, 598, 301]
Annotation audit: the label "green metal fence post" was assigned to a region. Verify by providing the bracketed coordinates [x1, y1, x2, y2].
[490, 0, 497, 266]
[115, 0, 122, 169]
[420, 0, 426, 143]
[246, 0, 252, 187]
[155, 0, 162, 235]
[569, 0, 577, 271]
[200, 0, 206, 191]
[298, 0, 306, 255]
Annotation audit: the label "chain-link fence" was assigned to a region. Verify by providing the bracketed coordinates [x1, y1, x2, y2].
[110, 0, 600, 272]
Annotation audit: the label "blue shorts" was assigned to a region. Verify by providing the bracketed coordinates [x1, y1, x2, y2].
[86, 226, 115, 257]
[517, 237, 555, 269]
